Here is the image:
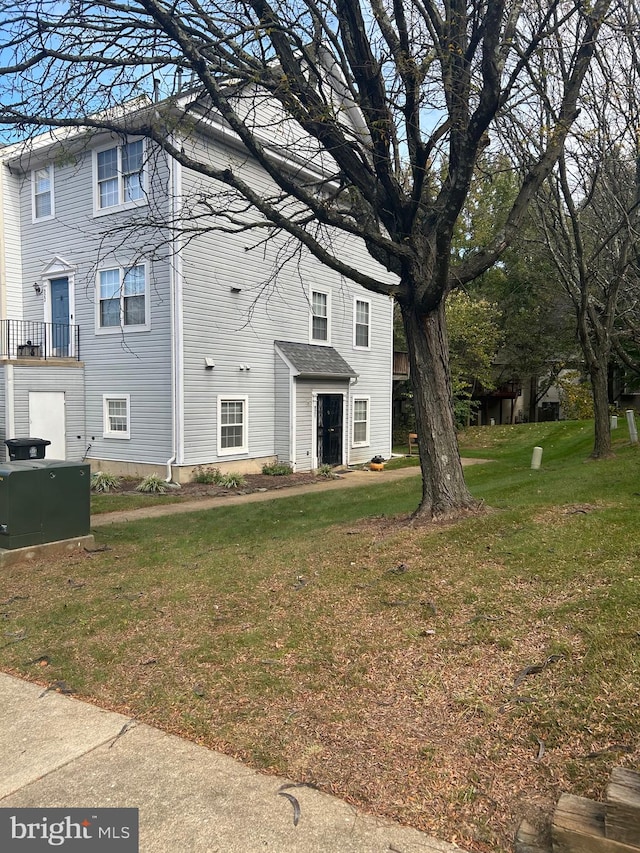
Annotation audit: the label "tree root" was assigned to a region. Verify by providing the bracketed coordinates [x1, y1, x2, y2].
[409, 499, 490, 526]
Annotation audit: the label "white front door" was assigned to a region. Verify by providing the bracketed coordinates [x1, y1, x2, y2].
[28, 391, 66, 459]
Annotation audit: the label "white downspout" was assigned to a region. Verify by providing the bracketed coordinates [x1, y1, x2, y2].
[5, 364, 15, 445]
[0, 162, 7, 323]
[166, 142, 185, 482]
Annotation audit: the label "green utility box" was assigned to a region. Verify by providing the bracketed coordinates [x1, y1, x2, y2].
[0, 460, 90, 550]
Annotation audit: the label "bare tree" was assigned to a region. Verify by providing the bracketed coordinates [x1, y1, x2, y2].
[532, 17, 640, 458]
[0, 0, 614, 518]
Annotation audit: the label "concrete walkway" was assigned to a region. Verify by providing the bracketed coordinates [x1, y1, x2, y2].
[1, 464, 476, 851]
[91, 465, 424, 527]
[0, 673, 467, 852]
[91, 461, 484, 528]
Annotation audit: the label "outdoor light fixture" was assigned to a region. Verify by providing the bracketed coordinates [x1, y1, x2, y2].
[33, 282, 42, 295]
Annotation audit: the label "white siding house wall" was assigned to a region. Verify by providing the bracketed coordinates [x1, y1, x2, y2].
[178, 132, 394, 473]
[1, 168, 23, 321]
[9, 363, 85, 461]
[1, 114, 394, 479]
[274, 352, 292, 465]
[0, 370, 5, 449]
[295, 379, 349, 472]
[10, 136, 174, 471]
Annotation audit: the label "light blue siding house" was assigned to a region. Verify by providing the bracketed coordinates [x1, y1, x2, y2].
[0, 99, 394, 481]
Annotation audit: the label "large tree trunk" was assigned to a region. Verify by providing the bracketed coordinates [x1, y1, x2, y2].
[589, 355, 613, 458]
[401, 300, 479, 520]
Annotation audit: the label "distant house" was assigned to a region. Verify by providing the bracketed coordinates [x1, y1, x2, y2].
[0, 96, 394, 480]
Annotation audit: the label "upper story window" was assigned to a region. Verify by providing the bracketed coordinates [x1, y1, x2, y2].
[32, 165, 54, 221]
[310, 289, 331, 343]
[354, 298, 371, 349]
[97, 264, 148, 332]
[94, 140, 145, 213]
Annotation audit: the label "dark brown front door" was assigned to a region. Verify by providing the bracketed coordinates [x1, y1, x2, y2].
[317, 394, 342, 466]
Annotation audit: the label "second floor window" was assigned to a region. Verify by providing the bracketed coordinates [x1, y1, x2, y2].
[32, 165, 54, 220]
[311, 290, 330, 342]
[96, 140, 144, 210]
[98, 264, 147, 330]
[354, 298, 371, 348]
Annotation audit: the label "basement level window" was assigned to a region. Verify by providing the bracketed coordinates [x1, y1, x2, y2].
[103, 395, 131, 439]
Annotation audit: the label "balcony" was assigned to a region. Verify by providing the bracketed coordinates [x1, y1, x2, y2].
[0, 320, 80, 361]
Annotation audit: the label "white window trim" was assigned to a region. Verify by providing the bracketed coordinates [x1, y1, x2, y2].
[309, 287, 331, 345]
[353, 296, 372, 350]
[92, 138, 148, 217]
[352, 396, 371, 447]
[95, 262, 150, 334]
[217, 395, 249, 456]
[103, 394, 131, 439]
[31, 164, 55, 222]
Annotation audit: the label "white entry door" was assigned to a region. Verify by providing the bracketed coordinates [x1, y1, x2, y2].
[28, 391, 66, 459]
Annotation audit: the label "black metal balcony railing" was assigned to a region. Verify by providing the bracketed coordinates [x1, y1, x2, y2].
[0, 320, 80, 360]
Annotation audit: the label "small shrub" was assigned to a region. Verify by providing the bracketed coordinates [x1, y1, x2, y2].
[193, 466, 223, 484]
[318, 464, 337, 479]
[217, 472, 247, 489]
[262, 462, 294, 476]
[136, 473, 168, 494]
[90, 471, 121, 493]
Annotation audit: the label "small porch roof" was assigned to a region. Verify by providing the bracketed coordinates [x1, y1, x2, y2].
[275, 341, 357, 379]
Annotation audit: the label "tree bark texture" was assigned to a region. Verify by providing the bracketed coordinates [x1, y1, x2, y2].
[401, 299, 479, 519]
[589, 356, 614, 458]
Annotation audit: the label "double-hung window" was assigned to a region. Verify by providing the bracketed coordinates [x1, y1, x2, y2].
[352, 398, 370, 446]
[32, 165, 54, 220]
[218, 397, 248, 455]
[103, 395, 131, 439]
[95, 140, 145, 212]
[354, 298, 371, 349]
[310, 289, 330, 343]
[97, 264, 148, 331]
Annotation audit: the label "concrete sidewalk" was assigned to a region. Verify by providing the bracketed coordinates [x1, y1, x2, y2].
[91, 465, 424, 527]
[0, 672, 467, 852]
[90, 461, 486, 528]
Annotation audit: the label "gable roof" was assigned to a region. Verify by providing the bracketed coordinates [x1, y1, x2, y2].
[275, 341, 357, 379]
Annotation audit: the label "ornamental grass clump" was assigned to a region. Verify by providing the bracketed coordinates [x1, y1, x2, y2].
[136, 473, 168, 494]
[90, 471, 121, 493]
[318, 464, 337, 479]
[217, 472, 246, 488]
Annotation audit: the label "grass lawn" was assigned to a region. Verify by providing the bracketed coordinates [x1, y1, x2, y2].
[2, 420, 639, 852]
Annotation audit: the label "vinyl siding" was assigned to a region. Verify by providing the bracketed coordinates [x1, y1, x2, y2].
[4, 121, 394, 474]
[295, 379, 349, 471]
[0, 370, 5, 449]
[1, 167, 23, 320]
[274, 352, 291, 465]
[9, 363, 85, 461]
[13, 137, 174, 465]
[178, 133, 394, 467]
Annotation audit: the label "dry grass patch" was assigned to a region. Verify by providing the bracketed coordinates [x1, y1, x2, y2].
[2, 424, 640, 853]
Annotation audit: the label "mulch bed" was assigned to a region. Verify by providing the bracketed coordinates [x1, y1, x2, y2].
[119, 471, 329, 499]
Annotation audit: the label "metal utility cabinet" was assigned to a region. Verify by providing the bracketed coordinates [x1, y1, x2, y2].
[0, 460, 90, 550]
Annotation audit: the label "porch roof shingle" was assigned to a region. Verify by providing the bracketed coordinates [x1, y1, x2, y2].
[275, 340, 357, 379]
